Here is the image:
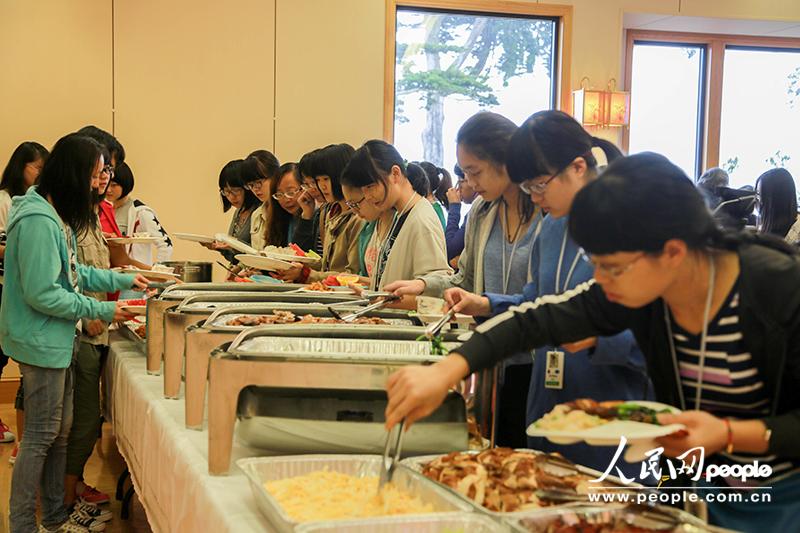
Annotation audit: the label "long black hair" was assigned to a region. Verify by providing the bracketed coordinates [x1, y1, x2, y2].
[507, 110, 622, 184]
[1, 141, 49, 197]
[569, 152, 795, 256]
[218, 159, 259, 212]
[417, 161, 453, 208]
[456, 111, 535, 222]
[36, 134, 102, 236]
[342, 140, 405, 195]
[76, 125, 125, 166]
[247, 149, 280, 182]
[264, 162, 299, 247]
[756, 168, 797, 237]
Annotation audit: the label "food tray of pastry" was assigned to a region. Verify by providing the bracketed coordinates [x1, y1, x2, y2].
[295, 512, 504, 533]
[236, 454, 475, 533]
[203, 303, 420, 330]
[401, 448, 637, 518]
[507, 503, 719, 533]
[225, 324, 461, 363]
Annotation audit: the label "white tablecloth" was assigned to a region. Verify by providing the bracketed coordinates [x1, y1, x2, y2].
[106, 332, 274, 533]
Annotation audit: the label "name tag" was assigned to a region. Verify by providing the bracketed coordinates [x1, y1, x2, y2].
[545, 350, 565, 389]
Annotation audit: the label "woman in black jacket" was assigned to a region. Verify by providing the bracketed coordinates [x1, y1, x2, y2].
[385, 152, 800, 531]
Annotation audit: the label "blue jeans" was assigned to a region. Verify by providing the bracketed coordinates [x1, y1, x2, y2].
[9, 362, 74, 533]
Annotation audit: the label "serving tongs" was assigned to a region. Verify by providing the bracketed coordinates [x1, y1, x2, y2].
[424, 308, 456, 339]
[327, 294, 400, 322]
[378, 419, 405, 491]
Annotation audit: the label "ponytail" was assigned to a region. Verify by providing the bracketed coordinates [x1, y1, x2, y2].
[406, 162, 430, 197]
[591, 136, 624, 167]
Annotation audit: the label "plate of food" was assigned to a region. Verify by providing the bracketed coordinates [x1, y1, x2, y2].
[114, 267, 181, 282]
[301, 281, 356, 293]
[261, 244, 320, 265]
[119, 299, 148, 316]
[173, 232, 215, 243]
[236, 254, 293, 272]
[124, 320, 147, 341]
[106, 233, 160, 245]
[214, 233, 259, 255]
[527, 399, 684, 462]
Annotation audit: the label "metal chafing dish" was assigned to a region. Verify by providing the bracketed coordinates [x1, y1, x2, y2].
[184, 303, 424, 426]
[508, 503, 723, 532]
[207, 325, 468, 475]
[145, 282, 304, 375]
[295, 513, 503, 533]
[162, 293, 361, 398]
[237, 455, 477, 533]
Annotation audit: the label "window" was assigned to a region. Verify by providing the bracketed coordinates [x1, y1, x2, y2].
[719, 47, 800, 188]
[628, 42, 706, 177]
[385, 2, 569, 173]
[625, 30, 800, 188]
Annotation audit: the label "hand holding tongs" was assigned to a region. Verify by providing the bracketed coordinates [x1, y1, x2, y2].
[328, 294, 400, 322]
[378, 419, 405, 491]
[424, 308, 455, 339]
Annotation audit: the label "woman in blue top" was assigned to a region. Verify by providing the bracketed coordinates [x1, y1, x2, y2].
[441, 111, 653, 476]
[0, 133, 147, 533]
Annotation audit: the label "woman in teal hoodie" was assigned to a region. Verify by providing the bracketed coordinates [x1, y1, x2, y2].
[1, 133, 147, 533]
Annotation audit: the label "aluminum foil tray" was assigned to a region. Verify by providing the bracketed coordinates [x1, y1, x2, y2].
[211, 313, 414, 328]
[295, 512, 504, 533]
[235, 335, 456, 360]
[236, 455, 475, 533]
[402, 451, 639, 520]
[508, 503, 717, 533]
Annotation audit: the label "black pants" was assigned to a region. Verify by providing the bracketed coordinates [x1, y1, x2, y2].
[494, 363, 532, 449]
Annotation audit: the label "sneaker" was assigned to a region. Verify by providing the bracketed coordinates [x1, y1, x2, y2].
[38, 520, 91, 533]
[9, 443, 18, 465]
[0, 419, 15, 443]
[78, 483, 110, 505]
[67, 510, 106, 532]
[73, 501, 113, 523]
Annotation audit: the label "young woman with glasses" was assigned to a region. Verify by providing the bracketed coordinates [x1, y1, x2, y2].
[240, 151, 279, 251]
[203, 159, 260, 262]
[260, 162, 315, 251]
[384, 112, 541, 447]
[385, 151, 800, 531]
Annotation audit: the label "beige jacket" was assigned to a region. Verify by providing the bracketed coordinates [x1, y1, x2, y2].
[373, 199, 452, 290]
[249, 203, 268, 251]
[307, 207, 364, 282]
[77, 219, 111, 345]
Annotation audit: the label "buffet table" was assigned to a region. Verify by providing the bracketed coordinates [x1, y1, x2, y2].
[106, 332, 274, 533]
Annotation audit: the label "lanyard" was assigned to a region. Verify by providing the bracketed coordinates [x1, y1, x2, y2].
[663, 253, 716, 411]
[500, 201, 524, 294]
[554, 228, 581, 294]
[372, 192, 418, 290]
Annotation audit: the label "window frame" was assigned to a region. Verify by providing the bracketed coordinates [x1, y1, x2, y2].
[383, 0, 573, 141]
[623, 29, 800, 176]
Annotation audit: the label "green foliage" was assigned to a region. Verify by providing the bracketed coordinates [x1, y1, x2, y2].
[766, 150, 791, 168]
[723, 156, 740, 175]
[398, 69, 498, 106]
[788, 66, 800, 107]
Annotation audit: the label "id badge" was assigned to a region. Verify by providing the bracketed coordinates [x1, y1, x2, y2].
[544, 350, 565, 389]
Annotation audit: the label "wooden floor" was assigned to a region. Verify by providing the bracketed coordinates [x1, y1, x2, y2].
[0, 402, 152, 532]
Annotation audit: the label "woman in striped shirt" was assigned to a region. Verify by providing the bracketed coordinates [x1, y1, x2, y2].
[385, 152, 800, 531]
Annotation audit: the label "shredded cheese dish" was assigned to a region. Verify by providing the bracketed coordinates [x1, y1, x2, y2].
[264, 470, 434, 523]
[534, 404, 609, 431]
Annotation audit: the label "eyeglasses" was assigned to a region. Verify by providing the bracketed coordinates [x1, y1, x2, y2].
[272, 189, 300, 201]
[244, 179, 268, 192]
[520, 171, 560, 196]
[101, 165, 114, 177]
[220, 187, 244, 197]
[579, 249, 646, 278]
[345, 197, 366, 210]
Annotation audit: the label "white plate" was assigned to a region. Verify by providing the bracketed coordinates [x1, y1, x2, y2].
[236, 254, 292, 272]
[174, 232, 215, 243]
[527, 401, 685, 462]
[215, 233, 259, 255]
[260, 251, 318, 265]
[115, 268, 181, 282]
[106, 237, 159, 245]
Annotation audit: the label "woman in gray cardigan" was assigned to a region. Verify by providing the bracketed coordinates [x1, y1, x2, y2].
[204, 159, 260, 263]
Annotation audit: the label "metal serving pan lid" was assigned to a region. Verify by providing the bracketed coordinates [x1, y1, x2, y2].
[223, 324, 461, 364]
[201, 303, 422, 330]
[174, 292, 360, 313]
[159, 282, 306, 301]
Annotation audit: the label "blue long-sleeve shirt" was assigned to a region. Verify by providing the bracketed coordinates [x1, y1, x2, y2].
[485, 214, 654, 477]
[445, 203, 467, 261]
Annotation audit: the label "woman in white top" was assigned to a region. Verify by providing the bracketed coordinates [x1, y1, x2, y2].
[104, 162, 173, 266]
[340, 140, 452, 291]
